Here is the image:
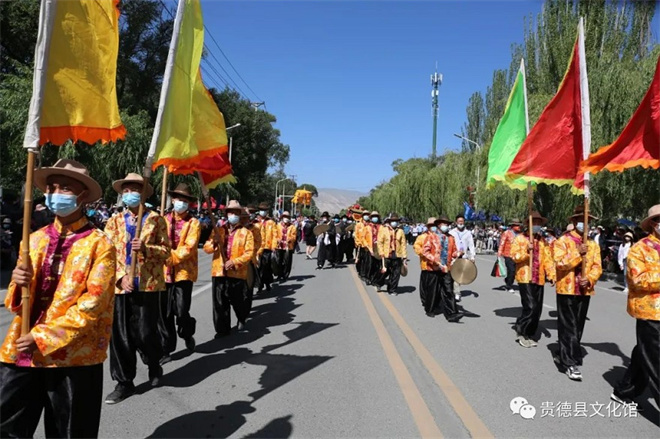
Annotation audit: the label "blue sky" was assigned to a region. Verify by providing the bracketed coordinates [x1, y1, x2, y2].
[199, 1, 551, 192]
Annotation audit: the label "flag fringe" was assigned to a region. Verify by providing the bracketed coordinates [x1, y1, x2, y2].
[40, 124, 126, 146]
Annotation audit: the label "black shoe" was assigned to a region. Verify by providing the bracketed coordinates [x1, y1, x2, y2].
[610, 391, 644, 411]
[266, 284, 271, 292]
[185, 336, 196, 352]
[237, 321, 247, 332]
[105, 382, 135, 404]
[149, 365, 163, 387]
[159, 355, 172, 365]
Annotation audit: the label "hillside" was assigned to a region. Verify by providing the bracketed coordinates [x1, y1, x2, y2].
[314, 188, 367, 215]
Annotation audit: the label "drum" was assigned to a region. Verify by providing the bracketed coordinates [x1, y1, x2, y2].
[450, 258, 478, 285]
[314, 224, 329, 236]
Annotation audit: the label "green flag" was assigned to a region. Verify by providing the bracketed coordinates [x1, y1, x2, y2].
[486, 59, 530, 190]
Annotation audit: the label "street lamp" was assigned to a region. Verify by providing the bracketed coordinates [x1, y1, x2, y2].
[224, 124, 241, 205]
[454, 133, 482, 211]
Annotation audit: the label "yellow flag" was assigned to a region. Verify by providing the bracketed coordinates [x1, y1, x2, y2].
[150, 0, 229, 177]
[26, 0, 125, 148]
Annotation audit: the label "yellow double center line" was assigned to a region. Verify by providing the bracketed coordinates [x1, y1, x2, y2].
[350, 266, 493, 438]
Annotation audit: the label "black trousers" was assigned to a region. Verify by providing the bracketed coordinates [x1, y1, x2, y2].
[355, 247, 363, 274]
[110, 292, 163, 384]
[358, 248, 371, 279]
[437, 271, 459, 320]
[556, 294, 591, 367]
[276, 249, 293, 279]
[212, 277, 248, 335]
[0, 363, 103, 438]
[420, 271, 440, 313]
[344, 238, 355, 262]
[615, 319, 660, 407]
[258, 250, 274, 289]
[504, 257, 516, 289]
[158, 281, 196, 355]
[368, 255, 381, 284]
[385, 257, 402, 293]
[515, 283, 544, 338]
[317, 242, 336, 268]
[247, 263, 258, 314]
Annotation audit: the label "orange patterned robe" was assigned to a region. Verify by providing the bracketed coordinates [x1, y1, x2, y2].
[553, 231, 602, 296]
[422, 233, 457, 273]
[1, 217, 116, 367]
[104, 209, 170, 293]
[626, 235, 660, 320]
[511, 234, 555, 285]
[164, 213, 201, 283]
[203, 225, 255, 280]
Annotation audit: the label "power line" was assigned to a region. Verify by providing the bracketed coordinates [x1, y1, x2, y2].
[203, 25, 263, 102]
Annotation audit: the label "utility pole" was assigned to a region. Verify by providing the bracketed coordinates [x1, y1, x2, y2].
[430, 63, 442, 159]
[250, 102, 265, 112]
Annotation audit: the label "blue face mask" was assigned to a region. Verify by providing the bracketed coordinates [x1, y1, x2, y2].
[430, 226, 438, 232]
[122, 192, 141, 208]
[173, 200, 189, 214]
[440, 225, 449, 233]
[532, 225, 543, 234]
[391, 221, 399, 228]
[371, 217, 379, 224]
[333, 218, 340, 223]
[46, 193, 79, 217]
[228, 214, 240, 225]
[576, 222, 584, 233]
[363, 215, 370, 221]
[259, 210, 267, 217]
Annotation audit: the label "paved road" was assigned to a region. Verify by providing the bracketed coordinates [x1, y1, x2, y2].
[2, 246, 658, 437]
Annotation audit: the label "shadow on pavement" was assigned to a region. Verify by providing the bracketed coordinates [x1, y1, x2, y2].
[242, 415, 293, 438]
[149, 278, 336, 438]
[603, 366, 660, 426]
[493, 306, 520, 319]
[583, 342, 629, 365]
[396, 285, 416, 294]
[459, 289, 479, 298]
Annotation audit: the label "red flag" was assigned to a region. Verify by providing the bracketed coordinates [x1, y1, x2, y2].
[581, 56, 660, 174]
[506, 34, 588, 194]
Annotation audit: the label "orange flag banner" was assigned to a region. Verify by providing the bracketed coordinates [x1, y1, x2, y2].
[581, 56, 660, 174]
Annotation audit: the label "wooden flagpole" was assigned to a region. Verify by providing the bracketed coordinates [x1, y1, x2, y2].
[20, 152, 37, 335]
[160, 167, 169, 215]
[128, 163, 152, 281]
[527, 182, 533, 274]
[197, 172, 221, 242]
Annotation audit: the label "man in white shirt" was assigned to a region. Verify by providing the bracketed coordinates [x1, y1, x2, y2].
[449, 215, 475, 302]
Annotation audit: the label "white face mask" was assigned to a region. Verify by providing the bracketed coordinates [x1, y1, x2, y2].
[457, 224, 465, 230]
[283, 217, 290, 224]
[576, 222, 584, 233]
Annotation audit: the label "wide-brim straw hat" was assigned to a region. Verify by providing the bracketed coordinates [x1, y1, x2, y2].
[529, 211, 548, 226]
[168, 183, 195, 201]
[624, 231, 634, 240]
[225, 199, 243, 212]
[437, 215, 451, 224]
[509, 218, 523, 226]
[370, 211, 380, 217]
[33, 159, 103, 204]
[257, 202, 270, 210]
[640, 204, 660, 233]
[113, 173, 154, 198]
[568, 204, 599, 222]
[426, 217, 437, 226]
[388, 213, 401, 222]
[281, 211, 291, 218]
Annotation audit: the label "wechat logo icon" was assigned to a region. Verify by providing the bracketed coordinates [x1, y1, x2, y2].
[510, 397, 536, 420]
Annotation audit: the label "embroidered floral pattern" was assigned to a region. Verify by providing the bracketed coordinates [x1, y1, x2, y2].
[626, 235, 660, 320]
[203, 225, 255, 280]
[511, 234, 555, 285]
[553, 231, 602, 296]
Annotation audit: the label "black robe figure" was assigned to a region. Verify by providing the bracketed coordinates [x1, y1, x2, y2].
[317, 218, 337, 269]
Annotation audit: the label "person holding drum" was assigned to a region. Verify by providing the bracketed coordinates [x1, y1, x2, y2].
[510, 211, 555, 348]
[449, 214, 475, 303]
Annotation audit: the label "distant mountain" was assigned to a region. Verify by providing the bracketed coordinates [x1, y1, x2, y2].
[314, 188, 367, 214]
